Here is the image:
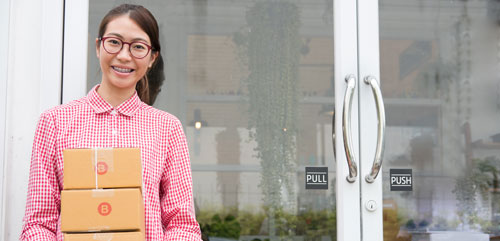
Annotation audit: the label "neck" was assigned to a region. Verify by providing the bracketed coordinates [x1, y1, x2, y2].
[97, 82, 135, 107]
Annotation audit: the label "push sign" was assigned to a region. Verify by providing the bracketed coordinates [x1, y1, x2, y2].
[390, 169, 412, 191]
[305, 167, 328, 190]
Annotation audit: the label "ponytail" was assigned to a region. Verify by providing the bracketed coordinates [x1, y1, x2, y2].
[136, 53, 164, 105]
[147, 54, 165, 105]
[136, 76, 150, 105]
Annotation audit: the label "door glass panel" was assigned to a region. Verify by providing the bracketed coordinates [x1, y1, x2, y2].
[380, 1, 500, 240]
[87, 1, 336, 240]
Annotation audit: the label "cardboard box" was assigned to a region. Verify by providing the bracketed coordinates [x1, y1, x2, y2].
[63, 148, 142, 190]
[61, 188, 144, 233]
[63, 232, 144, 241]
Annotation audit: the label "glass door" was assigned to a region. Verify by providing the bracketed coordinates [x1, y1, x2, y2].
[77, 1, 500, 240]
[360, 0, 500, 240]
[76, 1, 361, 240]
[65, 0, 413, 240]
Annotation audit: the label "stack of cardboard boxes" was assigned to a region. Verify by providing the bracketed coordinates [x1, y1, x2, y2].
[61, 148, 145, 241]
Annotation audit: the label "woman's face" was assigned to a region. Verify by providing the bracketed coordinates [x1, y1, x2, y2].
[96, 15, 157, 92]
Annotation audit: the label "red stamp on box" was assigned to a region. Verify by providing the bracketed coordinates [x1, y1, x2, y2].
[98, 202, 112, 216]
[96, 162, 108, 175]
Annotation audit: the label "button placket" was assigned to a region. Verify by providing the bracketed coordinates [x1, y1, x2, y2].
[110, 109, 119, 146]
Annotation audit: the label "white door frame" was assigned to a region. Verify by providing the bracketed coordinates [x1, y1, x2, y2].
[335, 0, 384, 240]
[62, 0, 89, 103]
[358, 0, 383, 240]
[334, 0, 362, 240]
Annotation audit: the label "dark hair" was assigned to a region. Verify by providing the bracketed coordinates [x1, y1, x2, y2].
[98, 4, 165, 105]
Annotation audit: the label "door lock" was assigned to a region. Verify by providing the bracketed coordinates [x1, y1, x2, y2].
[365, 200, 377, 212]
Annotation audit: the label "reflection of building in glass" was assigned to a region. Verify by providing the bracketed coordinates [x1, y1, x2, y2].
[185, 30, 336, 214]
[216, 126, 240, 208]
[379, 1, 500, 239]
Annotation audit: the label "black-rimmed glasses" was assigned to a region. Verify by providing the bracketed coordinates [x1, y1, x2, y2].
[99, 36, 153, 59]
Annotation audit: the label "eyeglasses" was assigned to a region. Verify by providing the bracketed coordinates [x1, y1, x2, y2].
[99, 36, 153, 59]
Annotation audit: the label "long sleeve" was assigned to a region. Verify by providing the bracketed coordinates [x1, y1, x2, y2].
[20, 112, 60, 241]
[160, 118, 202, 240]
[18, 86, 197, 240]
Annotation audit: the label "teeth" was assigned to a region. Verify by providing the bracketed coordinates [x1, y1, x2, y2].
[113, 66, 133, 73]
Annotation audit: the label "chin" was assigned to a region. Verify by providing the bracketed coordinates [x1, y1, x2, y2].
[103, 79, 134, 90]
[105, 75, 139, 90]
[113, 81, 138, 90]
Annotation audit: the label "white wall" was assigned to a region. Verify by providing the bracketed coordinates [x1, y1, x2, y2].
[0, 0, 11, 238]
[2, 0, 63, 240]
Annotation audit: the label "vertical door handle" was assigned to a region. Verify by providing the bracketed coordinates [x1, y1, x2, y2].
[332, 110, 336, 159]
[343, 75, 358, 183]
[364, 76, 386, 183]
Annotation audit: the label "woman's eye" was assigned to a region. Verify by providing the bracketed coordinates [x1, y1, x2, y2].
[109, 40, 120, 45]
[133, 44, 146, 50]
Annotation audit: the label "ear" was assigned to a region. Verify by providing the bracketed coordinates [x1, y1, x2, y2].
[95, 38, 101, 58]
[149, 52, 159, 68]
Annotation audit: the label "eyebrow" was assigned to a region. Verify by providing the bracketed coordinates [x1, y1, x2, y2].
[106, 33, 149, 43]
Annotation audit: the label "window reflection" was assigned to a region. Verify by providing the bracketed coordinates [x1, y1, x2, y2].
[380, 0, 500, 240]
[89, 0, 336, 240]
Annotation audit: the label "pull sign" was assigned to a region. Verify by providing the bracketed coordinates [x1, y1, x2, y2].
[305, 167, 328, 190]
[390, 169, 412, 191]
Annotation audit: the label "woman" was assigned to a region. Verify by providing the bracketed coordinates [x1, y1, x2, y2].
[20, 4, 202, 240]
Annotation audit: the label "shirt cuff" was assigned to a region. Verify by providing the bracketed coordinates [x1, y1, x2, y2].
[20, 227, 56, 241]
[164, 230, 202, 241]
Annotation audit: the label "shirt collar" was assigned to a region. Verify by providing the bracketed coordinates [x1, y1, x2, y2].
[87, 84, 143, 117]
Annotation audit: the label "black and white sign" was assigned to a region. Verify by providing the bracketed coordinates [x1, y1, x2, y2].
[305, 167, 328, 190]
[390, 169, 412, 191]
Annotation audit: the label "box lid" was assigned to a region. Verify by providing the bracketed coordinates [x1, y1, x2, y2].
[63, 148, 142, 190]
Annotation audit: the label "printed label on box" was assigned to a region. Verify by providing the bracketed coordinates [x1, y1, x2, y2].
[98, 202, 112, 216]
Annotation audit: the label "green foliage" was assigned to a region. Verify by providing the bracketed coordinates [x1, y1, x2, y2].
[453, 156, 500, 229]
[198, 208, 265, 238]
[201, 214, 242, 239]
[294, 209, 337, 240]
[263, 208, 337, 240]
[197, 207, 336, 240]
[238, 210, 267, 235]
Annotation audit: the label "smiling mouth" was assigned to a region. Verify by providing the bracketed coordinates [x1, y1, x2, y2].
[112, 66, 134, 73]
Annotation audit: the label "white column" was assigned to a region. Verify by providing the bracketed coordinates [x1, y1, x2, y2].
[0, 0, 11, 238]
[2, 0, 63, 240]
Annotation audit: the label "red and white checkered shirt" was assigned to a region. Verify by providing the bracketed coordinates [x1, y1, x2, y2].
[21, 85, 202, 241]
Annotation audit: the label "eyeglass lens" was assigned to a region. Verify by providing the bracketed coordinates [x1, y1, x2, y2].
[103, 37, 150, 58]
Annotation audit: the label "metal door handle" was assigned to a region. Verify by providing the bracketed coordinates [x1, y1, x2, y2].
[332, 111, 336, 159]
[364, 76, 386, 183]
[343, 75, 357, 183]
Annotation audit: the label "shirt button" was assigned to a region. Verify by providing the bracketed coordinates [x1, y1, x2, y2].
[110, 110, 118, 115]
[112, 130, 118, 135]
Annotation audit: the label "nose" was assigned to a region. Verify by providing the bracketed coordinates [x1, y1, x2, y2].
[116, 43, 132, 60]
